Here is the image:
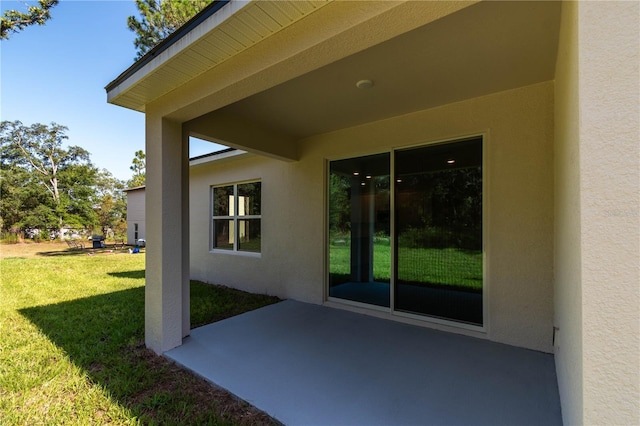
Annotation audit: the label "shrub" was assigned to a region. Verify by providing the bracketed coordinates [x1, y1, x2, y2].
[0, 232, 20, 244]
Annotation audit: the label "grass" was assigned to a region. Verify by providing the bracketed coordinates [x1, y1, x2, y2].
[329, 243, 482, 290]
[0, 242, 280, 425]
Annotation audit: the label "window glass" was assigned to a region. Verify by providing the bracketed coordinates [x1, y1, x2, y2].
[213, 219, 234, 250]
[395, 138, 483, 325]
[237, 219, 261, 252]
[326, 137, 483, 326]
[213, 186, 234, 216]
[237, 182, 261, 216]
[328, 153, 391, 307]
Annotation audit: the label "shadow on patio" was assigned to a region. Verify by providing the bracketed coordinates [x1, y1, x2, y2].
[166, 301, 563, 426]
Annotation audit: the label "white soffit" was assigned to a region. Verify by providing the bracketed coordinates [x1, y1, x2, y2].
[107, 0, 330, 112]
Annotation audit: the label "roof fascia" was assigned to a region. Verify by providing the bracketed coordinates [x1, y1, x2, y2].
[105, 0, 233, 93]
[124, 185, 146, 192]
[189, 149, 249, 167]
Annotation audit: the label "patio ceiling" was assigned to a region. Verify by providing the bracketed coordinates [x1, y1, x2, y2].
[188, 1, 561, 145]
[107, 1, 561, 158]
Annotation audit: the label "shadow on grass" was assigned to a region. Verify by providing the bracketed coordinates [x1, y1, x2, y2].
[36, 248, 91, 257]
[36, 249, 131, 257]
[19, 282, 279, 424]
[108, 270, 145, 279]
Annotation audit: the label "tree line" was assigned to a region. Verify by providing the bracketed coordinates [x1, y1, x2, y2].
[1, 1, 208, 240]
[0, 121, 145, 241]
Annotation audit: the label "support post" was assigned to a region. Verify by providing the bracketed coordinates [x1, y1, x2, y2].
[145, 115, 189, 353]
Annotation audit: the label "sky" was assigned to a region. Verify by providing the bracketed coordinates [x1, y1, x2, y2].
[1, 0, 221, 182]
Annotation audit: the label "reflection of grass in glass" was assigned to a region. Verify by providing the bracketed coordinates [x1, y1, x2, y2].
[329, 244, 482, 290]
[397, 247, 482, 290]
[238, 237, 261, 252]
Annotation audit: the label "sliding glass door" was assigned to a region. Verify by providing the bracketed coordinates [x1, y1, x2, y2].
[394, 139, 483, 325]
[328, 153, 390, 307]
[328, 137, 483, 326]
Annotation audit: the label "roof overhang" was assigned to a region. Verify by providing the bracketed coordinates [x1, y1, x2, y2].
[106, 0, 333, 112]
[123, 185, 146, 192]
[189, 147, 249, 168]
[107, 0, 561, 158]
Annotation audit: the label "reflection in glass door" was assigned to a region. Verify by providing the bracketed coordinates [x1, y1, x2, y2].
[395, 138, 483, 325]
[328, 153, 390, 307]
[327, 138, 483, 326]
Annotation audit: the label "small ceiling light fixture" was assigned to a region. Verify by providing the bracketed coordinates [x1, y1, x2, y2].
[447, 159, 456, 164]
[366, 175, 372, 179]
[361, 182, 366, 186]
[356, 79, 374, 89]
[353, 172, 360, 176]
[396, 179, 403, 183]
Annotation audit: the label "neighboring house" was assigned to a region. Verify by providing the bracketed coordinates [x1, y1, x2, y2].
[124, 186, 146, 246]
[106, 2, 639, 425]
[124, 150, 241, 246]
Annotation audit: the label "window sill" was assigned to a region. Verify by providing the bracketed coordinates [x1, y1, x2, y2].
[209, 249, 261, 258]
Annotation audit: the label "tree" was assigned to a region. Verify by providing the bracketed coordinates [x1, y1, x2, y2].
[94, 169, 127, 238]
[1, 0, 58, 40]
[127, 0, 212, 59]
[127, 149, 146, 187]
[0, 164, 40, 233]
[0, 120, 98, 238]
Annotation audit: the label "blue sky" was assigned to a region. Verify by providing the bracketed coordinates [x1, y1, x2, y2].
[1, 0, 220, 181]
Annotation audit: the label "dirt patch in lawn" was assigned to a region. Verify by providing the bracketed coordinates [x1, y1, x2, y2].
[0, 242, 135, 259]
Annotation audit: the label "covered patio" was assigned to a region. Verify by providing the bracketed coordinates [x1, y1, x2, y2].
[106, 1, 639, 424]
[166, 300, 562, 425]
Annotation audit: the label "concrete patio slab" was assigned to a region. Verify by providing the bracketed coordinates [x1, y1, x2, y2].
[165, 300, 562, 425]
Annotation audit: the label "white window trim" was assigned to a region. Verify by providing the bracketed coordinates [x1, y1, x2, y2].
[211, 181, 261, 257]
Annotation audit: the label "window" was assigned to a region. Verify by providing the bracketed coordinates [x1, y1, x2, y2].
[134, 223, 138, 241]
[212, 181, 261, 253]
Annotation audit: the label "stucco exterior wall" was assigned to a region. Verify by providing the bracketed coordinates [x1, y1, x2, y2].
[126, 188, 146, 245]
[579, 2, 639, 424]
[555, 2, 640, 424]
[190, 81, 555, 353]
[190, 153, 323, 303]
[144, 115, 190, 353]
[553, 2, 583, 424]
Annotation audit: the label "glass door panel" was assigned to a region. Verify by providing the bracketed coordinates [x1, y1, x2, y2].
[395, 138, 483, 325]
[329, 153, 390, 307]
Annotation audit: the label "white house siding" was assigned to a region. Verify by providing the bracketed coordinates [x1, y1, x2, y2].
[125, 188, 146, 246]
[190, 81, 555, 354]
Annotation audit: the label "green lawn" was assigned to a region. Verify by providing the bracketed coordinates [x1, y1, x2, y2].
[0, 243, 279, 425]
[329, 243, 483, 290]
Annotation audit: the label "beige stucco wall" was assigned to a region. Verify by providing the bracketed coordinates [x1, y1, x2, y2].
[555, 2, 640, 424]
[126, 189, 146, 245]
[553, 1, 583, 424]
[580, 2, 640, 422]
[190, 81, 555, 353]
[144, 115, 191, 353]
[190, 152, 326, 303]
[580, 2, 638, 425]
